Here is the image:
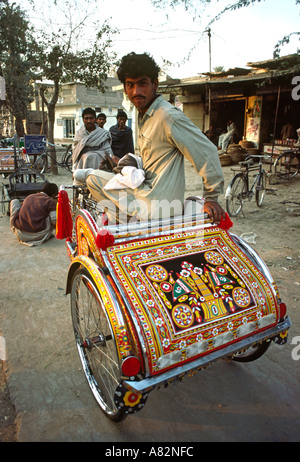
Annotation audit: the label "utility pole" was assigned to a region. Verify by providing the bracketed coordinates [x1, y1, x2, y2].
[208, 28, 212, 73]
[207, 28, 212, 139]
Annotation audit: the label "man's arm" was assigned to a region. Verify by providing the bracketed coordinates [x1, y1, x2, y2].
[169, 110, 225, 222]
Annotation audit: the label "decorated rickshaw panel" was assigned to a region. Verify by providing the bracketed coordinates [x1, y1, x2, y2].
[106, 227, 278, 375]
[76, 213, 104, 265]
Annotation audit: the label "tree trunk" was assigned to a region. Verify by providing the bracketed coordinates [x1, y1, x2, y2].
[40, 82, 59, 175]
[15, 116, 25, 137]
[47, 102, 58, 174]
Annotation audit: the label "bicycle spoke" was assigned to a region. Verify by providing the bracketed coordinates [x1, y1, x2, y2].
[71, 269, 125, 420]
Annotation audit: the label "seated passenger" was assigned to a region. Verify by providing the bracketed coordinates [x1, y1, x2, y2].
[86, 52, 225, 225]
[73, 154, 144, 190]
[72, 107, 114, 171]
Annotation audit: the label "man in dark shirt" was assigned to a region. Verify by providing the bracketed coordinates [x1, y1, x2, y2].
[10, 182, 58, 246]
[109, 110, 134, 159]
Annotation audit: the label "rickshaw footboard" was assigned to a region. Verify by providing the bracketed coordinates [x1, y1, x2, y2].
[123, 316, 291, 394]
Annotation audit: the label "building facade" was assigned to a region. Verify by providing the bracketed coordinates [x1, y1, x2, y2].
[158, 54, 300, 153]
[54, 78, 125, 143]
[29, 78, 130, 144]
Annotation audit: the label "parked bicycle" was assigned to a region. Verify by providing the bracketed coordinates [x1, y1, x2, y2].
[273, 148, 300, 181]
[29, 142, 73, 174]
[225, 155, 269, 217]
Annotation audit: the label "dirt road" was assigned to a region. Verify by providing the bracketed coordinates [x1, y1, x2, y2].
[0, 162, 299, 442]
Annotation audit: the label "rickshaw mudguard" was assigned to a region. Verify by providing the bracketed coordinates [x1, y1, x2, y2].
[66, 254, 134, 363]
[101, 222, 291, 383]
[73, 209, 105, 266]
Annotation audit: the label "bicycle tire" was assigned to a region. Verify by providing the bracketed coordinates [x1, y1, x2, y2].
[274, 151, 300, 180]
[255, 170, 267, 207]
[65, 152, 73, 172]
[70, 267, 126, 422]
[34, 154, 47, 174]
[226, 173, 247, 217]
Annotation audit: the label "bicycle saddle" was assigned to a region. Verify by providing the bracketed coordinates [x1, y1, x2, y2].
[239, 159, 254, 167]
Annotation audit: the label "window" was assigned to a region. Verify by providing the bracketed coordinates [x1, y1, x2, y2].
[63, 119, 75, 138]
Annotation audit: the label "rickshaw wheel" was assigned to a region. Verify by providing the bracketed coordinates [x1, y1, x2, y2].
[232, 340, 271, 362]
[70, 267, 126, 421]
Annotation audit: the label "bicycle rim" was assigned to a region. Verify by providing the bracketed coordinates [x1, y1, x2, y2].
[35, 155, 47, 174]
[255, 170, 266, 207]
[226, 174, 247, 217]
[275, 152, 300, 180]
[70, 268, 126, 421]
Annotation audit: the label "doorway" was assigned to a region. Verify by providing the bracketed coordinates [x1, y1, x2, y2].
[211, 98, 246, 143]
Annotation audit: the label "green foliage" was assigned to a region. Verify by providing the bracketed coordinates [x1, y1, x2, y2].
[27, 1, 119, 172]
[274, 32, 300, 59]
[0, 1, 38, 134]
[0, 0, 119, 143]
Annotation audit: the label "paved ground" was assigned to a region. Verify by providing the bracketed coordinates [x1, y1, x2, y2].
[0, 162, 299, 442]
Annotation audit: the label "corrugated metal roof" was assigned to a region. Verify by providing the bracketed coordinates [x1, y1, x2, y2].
[158, 54, 300, 93]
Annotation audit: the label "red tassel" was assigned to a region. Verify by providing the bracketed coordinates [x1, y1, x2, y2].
[95, 229, 115, 250]
[218, 213, 233, 231]
[101, 213, 108, 226]
[56, 189, 73, 239]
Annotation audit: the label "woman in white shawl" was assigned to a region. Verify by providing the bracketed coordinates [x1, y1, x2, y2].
[72, 107, 113, 170]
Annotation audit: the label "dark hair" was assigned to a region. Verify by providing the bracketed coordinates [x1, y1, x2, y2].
[42, 182, 58, 197]
[117, 52, 160, 84]
[82, 107, 96, 118]
[117, 110, 127, 119]
[97, 113, 106, 119]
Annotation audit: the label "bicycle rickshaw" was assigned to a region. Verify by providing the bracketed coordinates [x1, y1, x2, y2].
[57, 186, 291, 421]
[1, 135, 48, 215]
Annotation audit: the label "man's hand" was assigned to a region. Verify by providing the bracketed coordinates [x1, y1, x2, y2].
[204, 200, 226, 224]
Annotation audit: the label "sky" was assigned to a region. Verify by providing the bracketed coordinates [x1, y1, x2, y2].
[18, 0, 300, 78]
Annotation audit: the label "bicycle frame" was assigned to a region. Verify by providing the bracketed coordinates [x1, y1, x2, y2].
[225, 155, 268, 217]
[31, 143, 72, 173]
[241, 161, 264, 198]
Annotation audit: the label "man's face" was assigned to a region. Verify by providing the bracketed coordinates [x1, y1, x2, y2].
[97, 117, 106, 128]
[117, 117, 127, 130]
[83, 113, 96, 132]
[124, 76, 158, 115]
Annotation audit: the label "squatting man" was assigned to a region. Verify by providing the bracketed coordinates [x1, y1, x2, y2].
[76, 52, 225, 225]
